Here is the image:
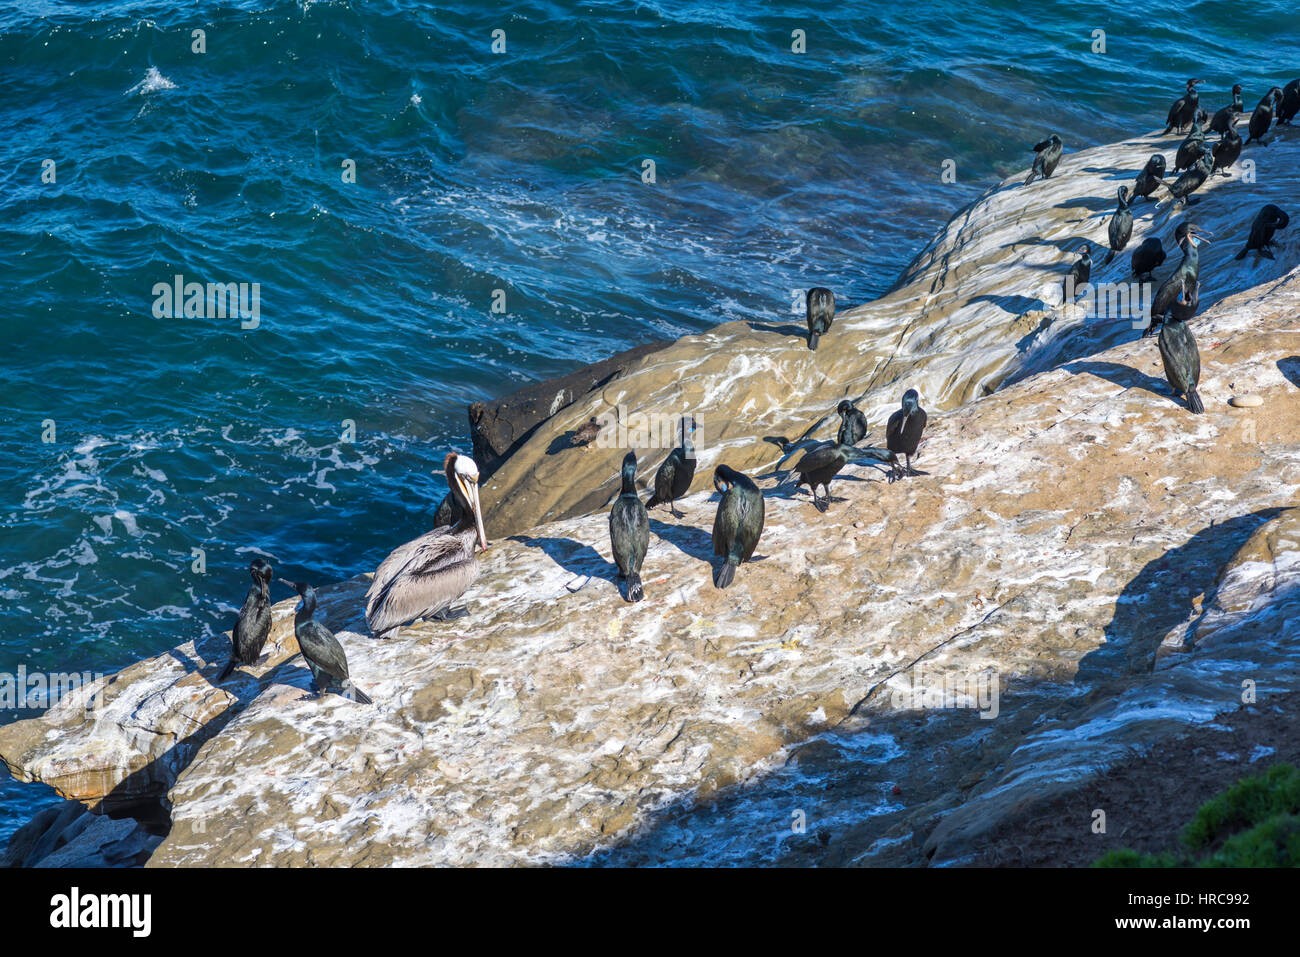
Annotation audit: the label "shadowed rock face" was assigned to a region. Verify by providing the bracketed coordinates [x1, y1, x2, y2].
[3, 125, 1299, 867]
[478, 123, 1299, 540]
[468, 341, 671, 480]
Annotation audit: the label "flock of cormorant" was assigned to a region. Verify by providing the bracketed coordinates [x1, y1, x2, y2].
[214, 74, 1296, 704]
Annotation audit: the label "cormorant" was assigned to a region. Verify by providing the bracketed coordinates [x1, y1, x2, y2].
[1130, 236, 1166, 282]
[790, 442, 892, 512]
[1208, 84, 1244, 134]
[1063, 244, 1092, 304]
[1102, 187, 1133, 266]
[1173, 112, 1209, 172]
[646, 416, 696, 518]
[216, 558, 274, 681]
[1244, 88, 1283, 146]
[570, 417, 603, 449]
[1131, 153, 1167, 203]
[1156, 145, 1214, 207]
[1147, 222, 1209, 337]
[836, 399, 869, 447]
[608, 451, 649, 602]
[365, 452, 488, 638]
[1158, 280, 1205, 414]
[711, 465, 764, 589]
[1235, 205, 1290, 260]
[1210, 125, 1243, 177]
[1024, 134, 1063, 186]
[1278, 79, 1300, 126]
[280, 579, 373, 704]
[1163, 78, 1203, 134]
[886, 389, 927, 480]
[806, 287, 835, 350]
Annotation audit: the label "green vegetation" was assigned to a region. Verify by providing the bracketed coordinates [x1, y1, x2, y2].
[1095, 763, 1300, 867]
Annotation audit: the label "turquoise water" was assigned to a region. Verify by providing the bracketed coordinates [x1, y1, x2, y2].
[1, 0, 1296, 848]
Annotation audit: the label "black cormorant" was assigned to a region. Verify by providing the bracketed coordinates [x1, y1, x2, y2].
[280, 579, 373, 704]
[1278, 79, 1300, 126]
[1209, 84, 1245, 134]
[1130, 236, 1166, 282]
[790, 442, 892, 512]
[1103, 187, 1133, 266]
[1211, 125, 1243, 177]
[1148, 223, 1209, 337]
[216, 558, 274, 681]
[1063, 244, 1092, 304]
[1131, 153, 1167, 203]
[1244, 88, 1283, 146]
[1024, 134, 1063, 186]
[806, 287, 835, 350]
[711, 465, 764, 589]
[646, 416, 696, 517]
[886, 389, 928, 480]
[609, 451, 649, 602]
[1173, 112, 1209, 172]
[1235, 205, 1290, 260]
[1158, 280, 1205, 414]
[836, 399, 869, 447]
[1163, 78, 1203, 134]
[1156, 145, 1214, 207]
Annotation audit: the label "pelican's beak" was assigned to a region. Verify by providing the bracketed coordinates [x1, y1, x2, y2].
[457, 473, 489, 552]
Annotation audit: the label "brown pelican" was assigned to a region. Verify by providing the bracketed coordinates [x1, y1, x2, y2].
[365, 452, 488, 638]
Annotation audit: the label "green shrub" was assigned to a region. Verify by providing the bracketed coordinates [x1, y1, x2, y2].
[1093, 763, 1300, 868]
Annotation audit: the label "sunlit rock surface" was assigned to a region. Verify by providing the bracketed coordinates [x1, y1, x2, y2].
[2, 122, 1298, 866]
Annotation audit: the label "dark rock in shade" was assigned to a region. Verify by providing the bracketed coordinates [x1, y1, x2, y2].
[2, 800, 161, 867]
[467, 340, 671, 480]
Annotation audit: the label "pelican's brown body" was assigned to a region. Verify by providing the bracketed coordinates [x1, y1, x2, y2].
[365, 452, 488, 638]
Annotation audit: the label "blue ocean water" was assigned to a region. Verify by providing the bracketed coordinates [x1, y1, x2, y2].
[1, 0, 1296, 847]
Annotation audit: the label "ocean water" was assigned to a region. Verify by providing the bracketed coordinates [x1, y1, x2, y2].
[1, 0, 1296, 849]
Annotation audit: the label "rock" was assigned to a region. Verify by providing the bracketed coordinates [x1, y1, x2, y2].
[2, 130, 1299, 868]
[3, 801, 160, 868]
[476, 129, 1300, 539]
[469, 341, 670, 481]
[1229, 394, 1264, 408]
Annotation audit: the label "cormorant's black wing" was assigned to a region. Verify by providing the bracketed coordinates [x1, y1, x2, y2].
[296, 621, 350, 681]
[793, 444, 841, 476]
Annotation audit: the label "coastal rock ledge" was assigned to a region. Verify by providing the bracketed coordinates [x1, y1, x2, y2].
[3, 128, 1300, 866]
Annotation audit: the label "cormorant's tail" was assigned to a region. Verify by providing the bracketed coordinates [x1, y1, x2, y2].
[626, 573, 644, 602]
[216, 659, 236, 682]
[645, 494, 663, 509]
[848, 446, 894, 466]
[807, 332, 819, 350]
[1234, 246, 1248, 260]
[714, 561, 737, 589]
[1024, 169, 1038, 186]
[1187, 389, 1205, 414]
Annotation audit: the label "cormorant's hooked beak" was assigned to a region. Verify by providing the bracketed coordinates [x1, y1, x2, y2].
[456, 472, 489, 552]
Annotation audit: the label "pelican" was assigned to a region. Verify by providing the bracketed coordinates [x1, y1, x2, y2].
[365, 452, 488, 638]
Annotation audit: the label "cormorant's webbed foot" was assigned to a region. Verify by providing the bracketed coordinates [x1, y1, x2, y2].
[813, 495, 829, 513]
